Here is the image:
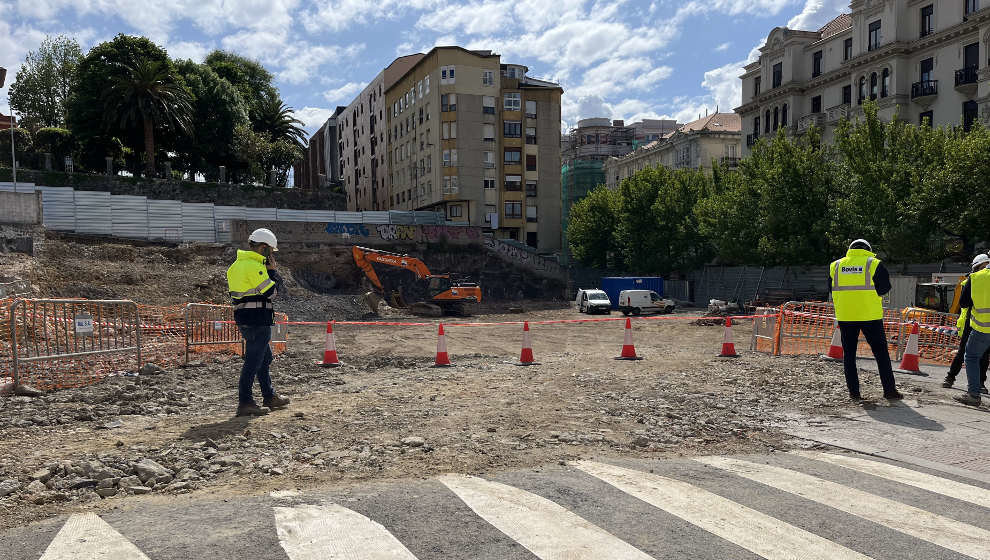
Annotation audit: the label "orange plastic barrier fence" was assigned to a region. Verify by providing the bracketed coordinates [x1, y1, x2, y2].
[899, 307, 960, 365]
[183, 303, 287, 364]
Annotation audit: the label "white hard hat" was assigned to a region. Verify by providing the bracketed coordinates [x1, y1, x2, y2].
[849, 238, 872, 251]
[248, 228, 278, 251]
[971, 253, 989, 270]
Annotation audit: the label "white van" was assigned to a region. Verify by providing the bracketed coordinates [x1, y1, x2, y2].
[618, 290, 675, 315]
[575, 289, 612, 314]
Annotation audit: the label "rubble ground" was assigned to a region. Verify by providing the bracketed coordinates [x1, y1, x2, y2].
[0, 308, 945, 528]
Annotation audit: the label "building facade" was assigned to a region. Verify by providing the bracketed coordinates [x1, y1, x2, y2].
[384, 47, 563, 251]
[738, 1, 990, 155]
[293, 106, 343, 190]
[603, 113, 742, 189]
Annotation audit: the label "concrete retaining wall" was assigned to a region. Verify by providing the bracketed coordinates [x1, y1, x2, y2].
[0, 191, 42, 224]
[231, 220, 484, 249]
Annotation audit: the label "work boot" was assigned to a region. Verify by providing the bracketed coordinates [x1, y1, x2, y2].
[981, 385, 989, 395]
[883, 391, 904, 400]
[849, 392, 863, 401]
[236, 402, 269, 417]
[953, 393, 982, 406]
[263, 394, 290, 409]
[941, 375, 955, 388]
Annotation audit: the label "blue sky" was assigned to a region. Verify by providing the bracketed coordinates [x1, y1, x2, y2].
[0, 0, 849, 135]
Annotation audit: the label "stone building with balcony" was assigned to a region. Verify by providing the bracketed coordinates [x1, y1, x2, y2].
[737, 0, 990, 155]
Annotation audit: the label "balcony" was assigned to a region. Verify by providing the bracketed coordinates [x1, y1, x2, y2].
[911, 80, 938, 104]
[796, 113, 825, 133]
[746, 133, 759, 147]
[825, 104, 849, 124]
[955, 66, 979, 93]
[483, 162, 495, 168]
[719, 156, 740, 167]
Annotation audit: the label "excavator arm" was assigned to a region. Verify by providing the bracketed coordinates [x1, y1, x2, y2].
[352, 246, 433, 294]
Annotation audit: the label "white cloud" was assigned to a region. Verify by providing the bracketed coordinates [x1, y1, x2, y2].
[323, 82, 366, 104]
[166, 40, 213, 62]
[715, 42, 731, 52]
[303, 0, 443, 33]
[295, 106, 334, 134]
[787, 0, 848, 30]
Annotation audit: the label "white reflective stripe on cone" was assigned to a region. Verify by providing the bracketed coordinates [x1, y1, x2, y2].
[695, 456, 990, 560]
[40, 514, 151, 560]
[273, 503, 419, 560]
[572, 461, 873, 560]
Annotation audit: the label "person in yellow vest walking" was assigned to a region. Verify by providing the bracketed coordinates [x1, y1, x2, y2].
[943, 253, 990, 392]
[226, 228, 291, 417]
[954, 255, 990, 406]
[828, 239, 902, 400]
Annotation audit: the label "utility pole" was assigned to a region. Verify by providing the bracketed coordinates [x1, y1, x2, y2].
[2, 67, 14, 189]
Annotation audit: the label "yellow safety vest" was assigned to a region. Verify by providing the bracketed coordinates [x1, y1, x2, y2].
[969, 268, 990, 334]
[226, 250, 275, 302]
[957, 277, 971, 330]
[829, 248, 883, 322]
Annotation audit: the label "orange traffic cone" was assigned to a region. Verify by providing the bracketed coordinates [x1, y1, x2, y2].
[517, 322, 537, 366]
[717, 317, 740, 358]
[822, 323, 843, 362]
[615, 318, 643, 360]
[315, 321, 341, 367]
[895, 322, 922, 374]
[433, 323, 452, 367]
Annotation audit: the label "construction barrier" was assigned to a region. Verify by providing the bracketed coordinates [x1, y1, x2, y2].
[183, 303, 288, 365]
[749, 307, 778, 354]
[897, 307, 960, 366]
[6, 299, 141, 390]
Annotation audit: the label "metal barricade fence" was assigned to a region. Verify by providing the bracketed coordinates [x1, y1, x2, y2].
[750, 307, 779, 353]
[899, 307, 961, 365]
[772, 301, 906, 359]
[7, 299, 141, 390]
[184, 303, 289, 364]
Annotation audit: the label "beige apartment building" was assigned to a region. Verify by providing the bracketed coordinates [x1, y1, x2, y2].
[738, 0, 990, 155]
[602, 113, 742, 189]
[384, 47, 563, 250]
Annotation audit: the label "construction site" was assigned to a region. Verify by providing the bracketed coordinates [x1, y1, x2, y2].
[1, 184, 988, 559]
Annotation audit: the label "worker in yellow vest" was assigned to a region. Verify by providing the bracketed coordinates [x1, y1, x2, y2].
[954, 254, 990, 406]
[828, 239, 902, 400]
[944, 254, 990, 391]
[226, 228, 290, 417]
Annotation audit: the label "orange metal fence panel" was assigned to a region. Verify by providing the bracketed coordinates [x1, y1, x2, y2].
[184, 303, 288, 365]
[899, 307, 961, 365]
[772, 301, 906, 359]
[750, 307, 779, 353]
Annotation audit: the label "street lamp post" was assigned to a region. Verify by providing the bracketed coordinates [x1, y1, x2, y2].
[2, 68, 14, 189]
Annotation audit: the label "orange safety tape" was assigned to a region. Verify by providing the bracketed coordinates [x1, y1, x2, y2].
[206, 313, 780, 328]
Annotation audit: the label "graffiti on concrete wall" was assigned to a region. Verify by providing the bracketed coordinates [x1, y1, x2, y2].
[325, 223, 370, 236]
[421, 225, 482, 242]
[484, 237, 564, 279]
[376, 224, 417, 242]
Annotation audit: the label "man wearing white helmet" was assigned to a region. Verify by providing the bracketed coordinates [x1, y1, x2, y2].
[953, 252, 990, 406]
[226, 228, 290, 417]
[828, 239, 902, 400]
[943, 253, 990, 393]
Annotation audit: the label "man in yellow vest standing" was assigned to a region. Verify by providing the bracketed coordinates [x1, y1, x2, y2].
[828, 239, 902, 400]
[954, 255, 990, 406]
[943, 253, 990, 391]
[226, 228, 291, 417]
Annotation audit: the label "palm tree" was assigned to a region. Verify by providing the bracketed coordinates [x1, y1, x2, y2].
[254, 92, 306, 148]
[102, 58, 193, 176]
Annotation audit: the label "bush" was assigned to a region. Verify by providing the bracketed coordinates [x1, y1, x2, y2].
[34, 127, 75, 163]
[0, 128, 33, 166]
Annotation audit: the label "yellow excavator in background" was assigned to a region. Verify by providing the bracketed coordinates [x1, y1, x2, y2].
[905, 274, 966, 320]
[352, 246, 482, 316]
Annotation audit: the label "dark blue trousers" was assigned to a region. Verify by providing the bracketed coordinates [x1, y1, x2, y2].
[237, 324, 274, 405]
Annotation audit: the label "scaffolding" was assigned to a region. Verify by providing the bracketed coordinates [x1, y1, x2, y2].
[560, 160, 606, 264]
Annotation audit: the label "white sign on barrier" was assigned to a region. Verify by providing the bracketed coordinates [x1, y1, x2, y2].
[214, 321, 224, 331]
[74, 313, 94, 335]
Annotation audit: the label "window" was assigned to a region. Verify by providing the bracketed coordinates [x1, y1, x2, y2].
[410, 87, 415, 105]
[483, 124, 495, 141]
[764, 109, 771, 133]
[920, 5, 933, 37]
[526, 205, 537, 222]
[526, 154, 537, 171]
[449, 205, 462, 218]
[441, 93, 456, 112]
[441, 65, 455, 84]
[484, 178, 496, 189]
[842, 85, 852, 104]
[426, 155, 431, 172]
[773, 106, 779, 130]
[504, 201, 522, 218]
[504, 148, 521, 164]
[843, 38, 853, 60]
[504, 120, 521, 137]
[504, 92, 521, 111]
[868, 20, 881, 51]
[484, 204, 496, 222]
[963, 100, 978, 131]
[753, 76, 761, 96]
[442, 150, 451, 166]
[483, 70, 494, 86]
[505, 175, 522, 191]
[525, 127, 536, 144]
[858, 76, 866, 104]
[525, 180, 537, 197]
[920, 57, 934, 82]
[525, 100, 537, 118]
[483, 96, 496, 114]
[965, 0, 978, 16]
[812, 51, 822, 77]
[881, 68, 890, 97]
[772, 62, 782, 88]
[483, 151, 495, 168]
[870, 72, 878, 100]
[919, 110, 933, 126]
[442, 121, 457, 139]
[812, 95, 822, 113]
[782, 103, 788, 126]
[424, 75, 430, 94]
[418, 80, 423, 98]
[753, 116, 760, 136]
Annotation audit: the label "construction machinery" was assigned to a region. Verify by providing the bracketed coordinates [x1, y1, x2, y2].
[352, 246, 482, 316]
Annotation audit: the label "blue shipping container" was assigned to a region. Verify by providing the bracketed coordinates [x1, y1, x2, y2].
[600, 277, 664, 309]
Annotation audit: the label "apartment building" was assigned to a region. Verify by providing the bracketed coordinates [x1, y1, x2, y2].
[293, 106, 343, 190]
[738, 0, 990, 155]
[603, 113, 742, 189]
[385, 47, 563, 251]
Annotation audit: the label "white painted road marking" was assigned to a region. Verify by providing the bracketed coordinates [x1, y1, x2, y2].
[696, 456, 990, 560]
[273, 503, 419, 560]
[439, 473, 655, 560]
[791, 450, 990, 509]
[39, 513, 150, 560]
[573, 460, 874, 560]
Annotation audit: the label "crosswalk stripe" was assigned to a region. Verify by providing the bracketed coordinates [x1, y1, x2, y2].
[273, 503, 419, 560]
[791, 450, 990, 509]
[39, 513, 150, 560]
[572, 460, 874, 560]
[438, 473, 655, 560]
[696, 456, 990, 560]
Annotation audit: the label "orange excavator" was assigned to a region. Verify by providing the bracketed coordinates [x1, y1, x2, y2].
[352, 246, 482, 316]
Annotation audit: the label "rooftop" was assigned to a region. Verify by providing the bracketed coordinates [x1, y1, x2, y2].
[818, 13, 852, 39]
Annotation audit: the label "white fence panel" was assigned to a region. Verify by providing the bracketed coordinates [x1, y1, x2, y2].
[362, 211, 389, 224]
[111, 195, 149, 239]
[181, 203, 216, 243]
[302, 210, 334, 222]
[274, 209, 310, 222]
[74, 191, 112, 235]
[243, 208, 276, 221]
[334, 211, 362, 223]
[39, 187, 76, 231]
[148, 199, 183, 242]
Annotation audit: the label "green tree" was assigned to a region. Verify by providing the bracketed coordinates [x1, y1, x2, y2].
[567, 185, 620, 269]
[694, 165, 762, 265]
[0, 128, 33, 167]
[204, 50, 278, 127]
[254, 92, 306, 147]
[174, 60, 249, 179]
[231, 123, 271, 183]
[268, 137, 304, 186]
[33, 127, 75, 163]
[8, 35, 83, 130]
[102, 58, 193, 176]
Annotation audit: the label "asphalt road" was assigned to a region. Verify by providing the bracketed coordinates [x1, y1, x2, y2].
[3, 450, 989, 560]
